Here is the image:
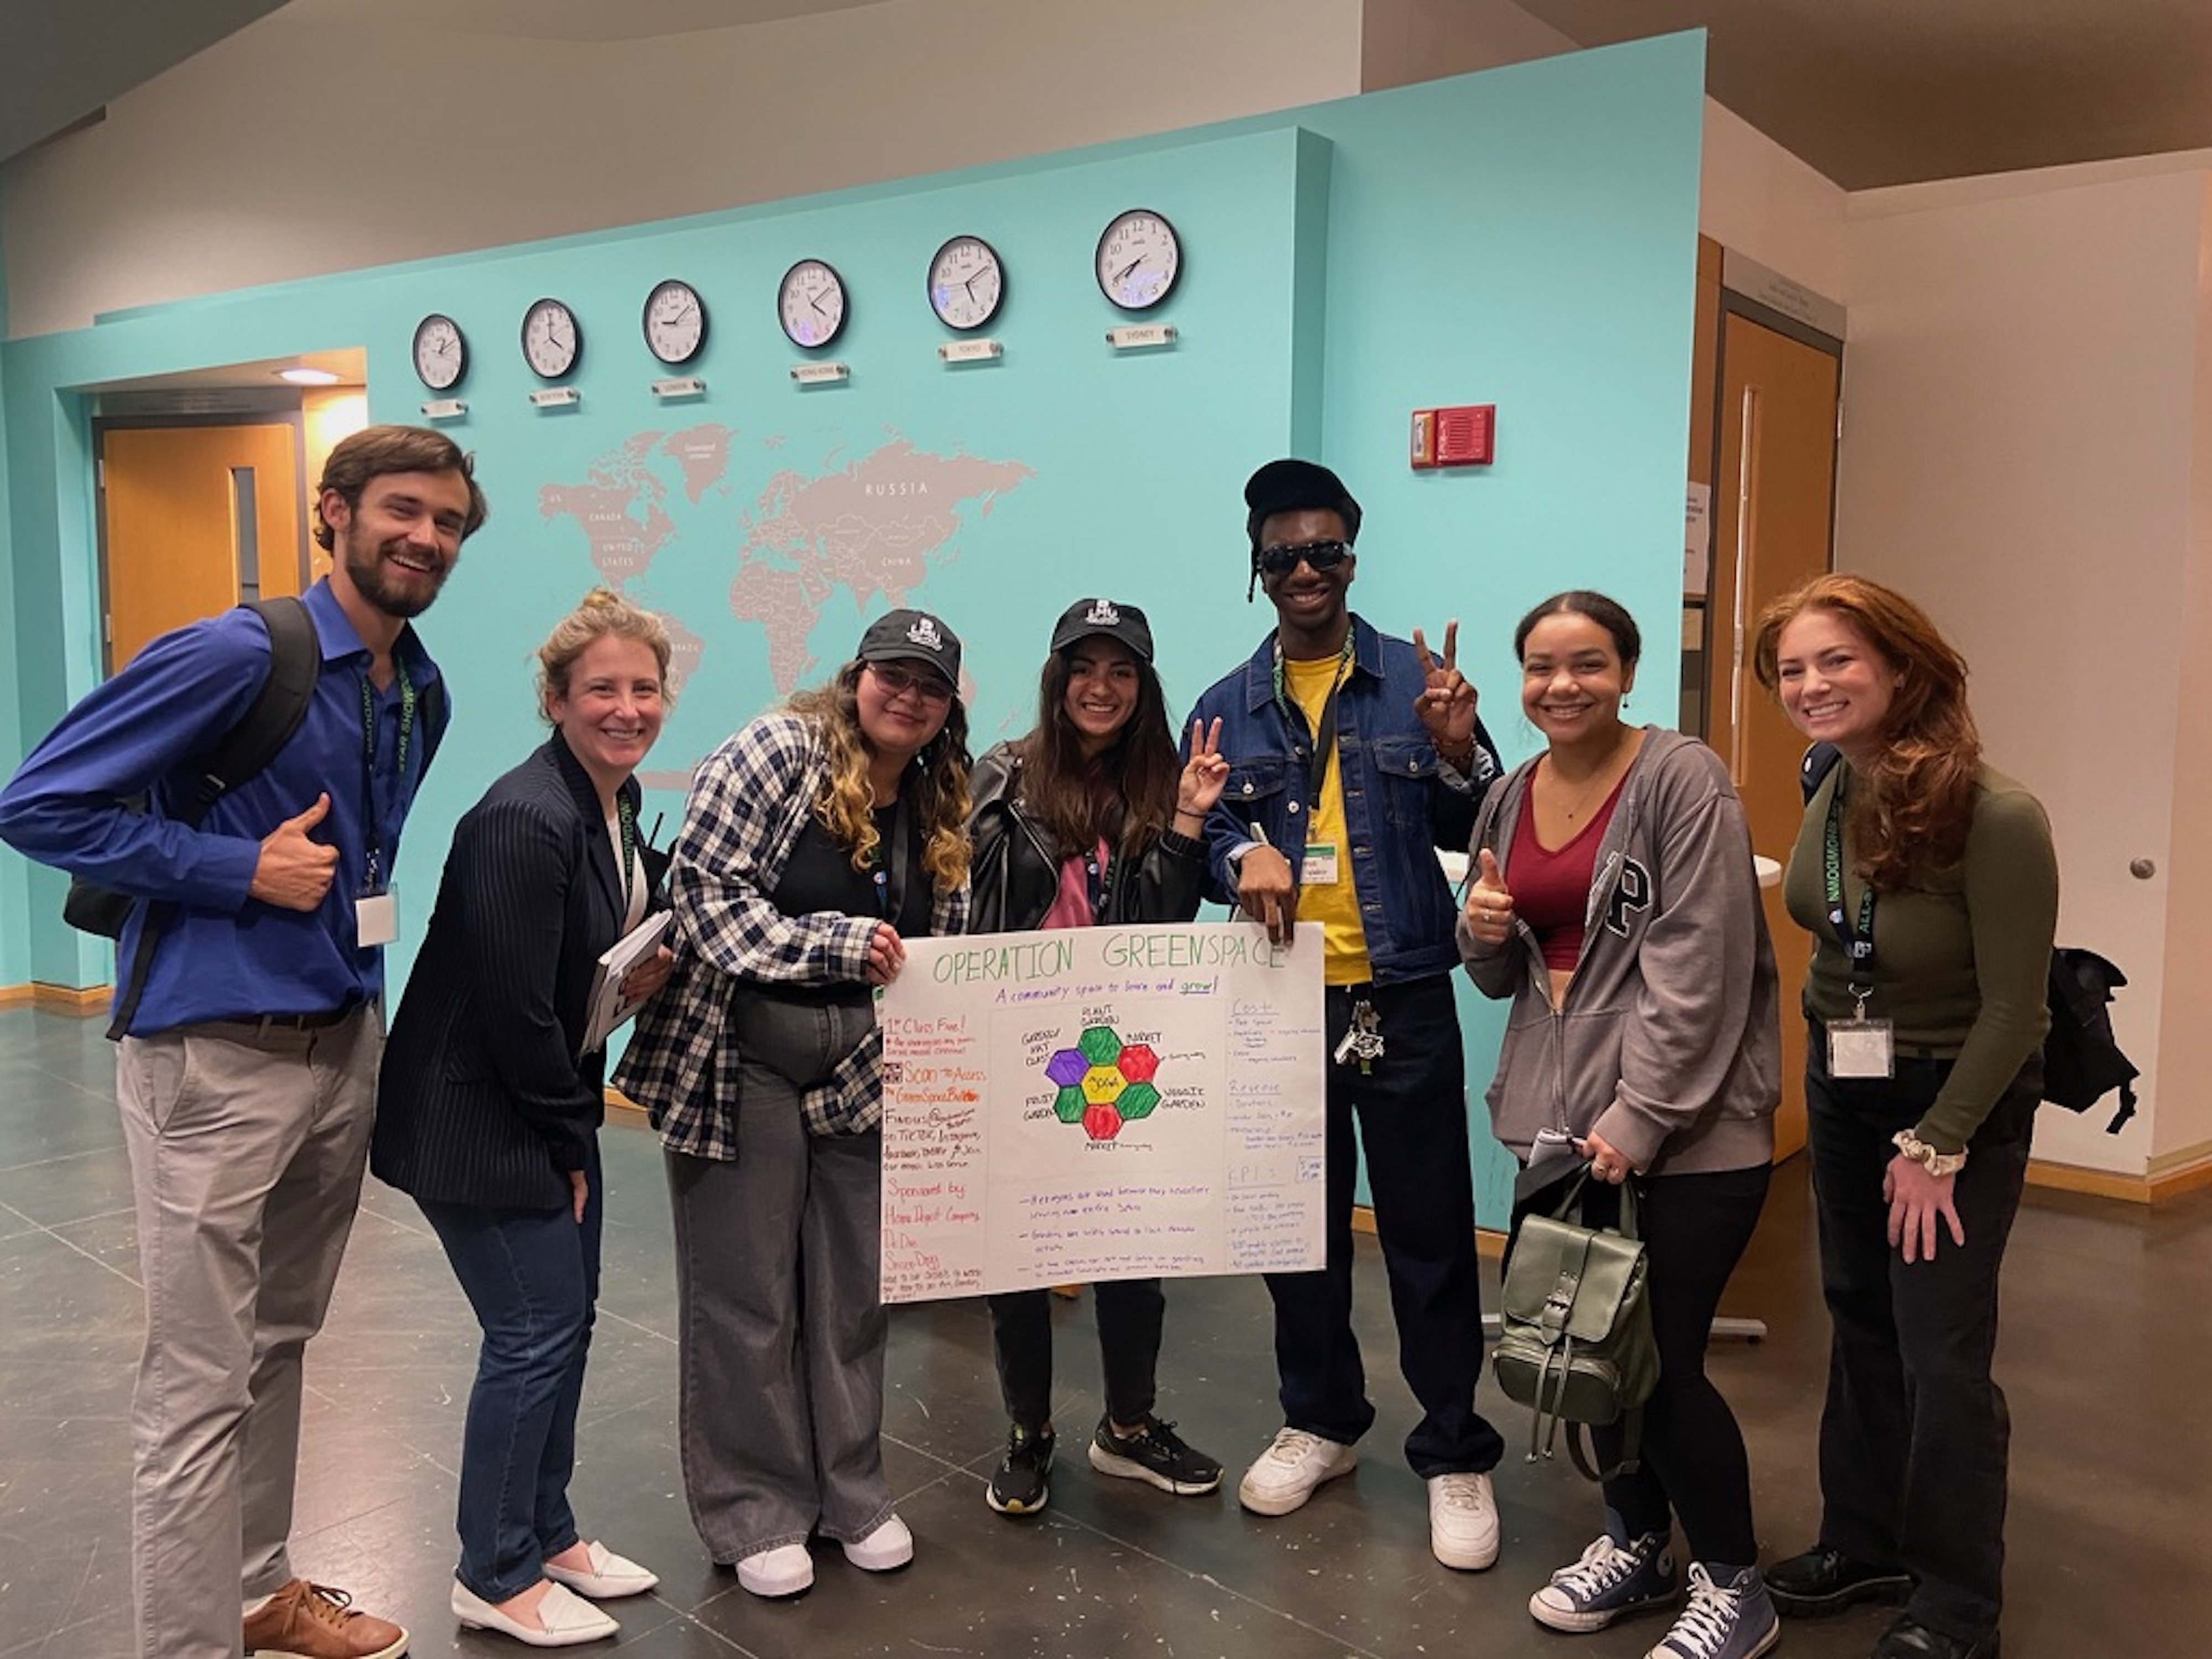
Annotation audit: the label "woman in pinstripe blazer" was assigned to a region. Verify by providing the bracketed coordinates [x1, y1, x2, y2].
[374, 591, 674, 1647]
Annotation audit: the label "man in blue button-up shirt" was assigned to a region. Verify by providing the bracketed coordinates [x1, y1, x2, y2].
[0, 424, 485, 1659]
[1186, 458, 1510, 1574]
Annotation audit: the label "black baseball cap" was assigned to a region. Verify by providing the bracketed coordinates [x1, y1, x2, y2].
[1048, 597, 1154, 662]
[856, 608, 962, 690]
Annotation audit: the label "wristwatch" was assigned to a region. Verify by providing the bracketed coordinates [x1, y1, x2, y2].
[1892, 1129, 1968, 1178]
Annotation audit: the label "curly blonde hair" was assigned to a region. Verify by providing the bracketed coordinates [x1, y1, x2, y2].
[787, 663, 971, 893]
[535, 588, 676, 723]
[1751, 573, 1981, 889]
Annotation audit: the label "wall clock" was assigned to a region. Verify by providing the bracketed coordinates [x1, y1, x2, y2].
[927, 235, 1004, 331]
[520, 297, 582, 380]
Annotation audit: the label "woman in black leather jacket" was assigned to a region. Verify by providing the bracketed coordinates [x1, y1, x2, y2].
[967, 596, 1229, 1520]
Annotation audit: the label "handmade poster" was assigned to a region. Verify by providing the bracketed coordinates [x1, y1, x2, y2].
[878, 922, 1326, 1302]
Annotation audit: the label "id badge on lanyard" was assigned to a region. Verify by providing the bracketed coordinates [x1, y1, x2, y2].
[356, 667, 415, 949]
[1822, 780, 1892, 1078]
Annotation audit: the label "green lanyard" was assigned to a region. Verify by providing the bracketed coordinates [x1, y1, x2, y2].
[358, 665, 416, 890]
[1821, 779, 1877, 998]
[1271, 632, 1355, 811]
[615, 792, 638, 911]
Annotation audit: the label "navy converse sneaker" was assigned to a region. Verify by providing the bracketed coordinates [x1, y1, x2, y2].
[986, 1423, 1056, 1515]
[1646, 1563, 1780, 1659]
[1530, 1531, 1679, 1632]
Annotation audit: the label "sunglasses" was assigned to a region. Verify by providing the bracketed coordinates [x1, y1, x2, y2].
[868, 661, 954, 703]
[1256, 538, 1352, 576]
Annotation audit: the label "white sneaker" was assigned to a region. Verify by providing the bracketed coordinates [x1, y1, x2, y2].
[842, 1513, 915, 1572]
[1427, 1471, 1500, 1571]
[451, 1579, 619, 1647]
[735, 1542, 814, 1598]
[1237, 1427, 1358, 1516]
[543, 1540, 659, 1599]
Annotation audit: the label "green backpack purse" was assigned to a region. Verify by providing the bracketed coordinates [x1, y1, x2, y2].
[1493, 1168, 1660, 1481]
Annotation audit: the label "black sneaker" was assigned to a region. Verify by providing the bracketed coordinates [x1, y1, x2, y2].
[986, 1423, 1055, 1516]
[1872, 1613, 1999, 1659]
[1766, 1545, 1913, 1617]
[1087, 1413, 1223, 1495]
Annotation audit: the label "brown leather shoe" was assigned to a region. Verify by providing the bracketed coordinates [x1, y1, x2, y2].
[243, 1579, 408, 1659]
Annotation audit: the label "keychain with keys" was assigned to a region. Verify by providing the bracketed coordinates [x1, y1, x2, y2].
[1333, 998, 1385, 1073]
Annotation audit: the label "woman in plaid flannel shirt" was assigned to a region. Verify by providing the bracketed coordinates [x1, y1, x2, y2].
[615, 609, 971, 1599]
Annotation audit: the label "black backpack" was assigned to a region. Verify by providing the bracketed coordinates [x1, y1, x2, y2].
[65, 597, 444, 1040]
[1799, 741, 2137, 1134]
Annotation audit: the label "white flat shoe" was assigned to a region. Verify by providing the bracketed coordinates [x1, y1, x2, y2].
[842, 1514, 914, 1572]
[735, 1542, 815, 1598]
[451, 1579, 619, 1647]
[544, 1540, 659, 1599]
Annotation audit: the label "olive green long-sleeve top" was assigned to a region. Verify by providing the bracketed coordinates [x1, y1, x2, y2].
[1782, 761, 2057, 1152]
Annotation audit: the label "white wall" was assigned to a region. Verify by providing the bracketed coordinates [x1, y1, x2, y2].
[1701, 99, 1845, 302]
[3, 0, 1865, 341]
[1, 0, 1364, 339]
[1838, 160, 2212, 1175]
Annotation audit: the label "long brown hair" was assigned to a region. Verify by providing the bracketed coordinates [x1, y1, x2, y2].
[786, 663, 972, 893]
[1751, 573, 1981, 888]
[1015, 645, 1180, 857]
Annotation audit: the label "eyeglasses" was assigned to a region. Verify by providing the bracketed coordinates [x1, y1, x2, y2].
[868, 661, 954, 703]
[1257, 538, 1352, 576]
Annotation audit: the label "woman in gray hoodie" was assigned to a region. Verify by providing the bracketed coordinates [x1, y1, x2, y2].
[1460, 591, 1782, 1659]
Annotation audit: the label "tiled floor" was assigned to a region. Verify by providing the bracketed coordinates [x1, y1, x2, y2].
[1, 1004, 2203, 1657]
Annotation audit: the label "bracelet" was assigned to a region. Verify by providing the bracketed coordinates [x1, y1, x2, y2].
[1891, 1129, 1967, 1178]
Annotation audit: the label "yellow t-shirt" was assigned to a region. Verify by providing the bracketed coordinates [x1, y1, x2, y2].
[1283, 655, 1374, 986]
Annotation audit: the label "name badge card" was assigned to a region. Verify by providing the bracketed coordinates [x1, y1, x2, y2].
[1301, 842, 1340, 886]
[1828, 1016, 1894, 1079]
[356, 890, 399, 948]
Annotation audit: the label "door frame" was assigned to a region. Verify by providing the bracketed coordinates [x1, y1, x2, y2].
[92, 407, 313, 676]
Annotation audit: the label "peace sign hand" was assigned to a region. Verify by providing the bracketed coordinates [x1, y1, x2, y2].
[1175, 718, 1230, 827]
[1412, 621, 1478, 758]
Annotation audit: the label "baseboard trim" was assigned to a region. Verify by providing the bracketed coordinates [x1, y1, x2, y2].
[2027, 1149, 2212, 1206]
[0, 982, 111, 1017]
[1354, 1203, 1508, 1258]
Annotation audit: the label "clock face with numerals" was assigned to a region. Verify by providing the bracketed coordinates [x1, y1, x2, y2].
[1094, 210, 1181, 311]
[411, 314, 467, 390]
[642, 279, 707, 365]
[520, 297, 582, 380]
[778, 259, 848, 349]
[926, 235, 1004, 331]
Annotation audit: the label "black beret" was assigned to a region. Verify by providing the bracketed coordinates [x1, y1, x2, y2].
[1243, 457, 1363, 555]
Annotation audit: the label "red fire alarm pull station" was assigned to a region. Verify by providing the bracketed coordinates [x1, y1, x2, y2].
[1409, 403, 1496, 469]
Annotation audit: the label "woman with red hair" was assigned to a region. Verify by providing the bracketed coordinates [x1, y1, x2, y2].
[1752, 575, 2056, 1659]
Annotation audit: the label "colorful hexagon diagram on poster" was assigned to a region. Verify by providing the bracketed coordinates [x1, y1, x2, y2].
[1043, 1025, 1163, 1141]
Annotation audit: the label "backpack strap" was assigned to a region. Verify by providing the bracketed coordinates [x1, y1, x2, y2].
[107, 597, 321, 1040]
[1799, 739, 1843, 805]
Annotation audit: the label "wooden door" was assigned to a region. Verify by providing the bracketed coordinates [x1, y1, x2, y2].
[101, 424, 304, 671]
[1708, 311, 1841, 1160]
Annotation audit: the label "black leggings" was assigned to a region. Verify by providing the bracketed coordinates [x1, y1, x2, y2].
[1510, 1164, 1771, 1566]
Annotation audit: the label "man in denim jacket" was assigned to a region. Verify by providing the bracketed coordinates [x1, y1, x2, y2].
[1186, 458, 1507, 1571]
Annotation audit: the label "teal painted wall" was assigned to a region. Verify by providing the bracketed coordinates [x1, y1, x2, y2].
[0, 35, 1704, 1225]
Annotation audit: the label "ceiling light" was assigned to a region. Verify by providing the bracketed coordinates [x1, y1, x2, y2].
[278, 366, 340, 385]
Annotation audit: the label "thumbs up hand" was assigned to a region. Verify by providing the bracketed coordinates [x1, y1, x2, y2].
[1462, 847, 1515, 946]
[249, 794, 340, 912]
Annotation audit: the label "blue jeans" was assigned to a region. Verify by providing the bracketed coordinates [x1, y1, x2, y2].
[419, 1139, 602, 1603]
